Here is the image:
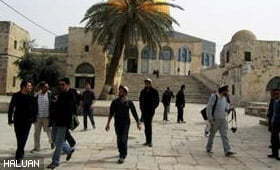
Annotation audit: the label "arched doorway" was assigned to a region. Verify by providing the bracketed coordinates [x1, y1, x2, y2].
[159, 46, 173, 74]
[266, 77, 280, 91]
[75, 63, 95, 89]
[141, 46, 157, 73]
[125, 46, 138, 73]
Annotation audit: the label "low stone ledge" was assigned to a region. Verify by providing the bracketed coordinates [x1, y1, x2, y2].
[245, 102, 268, 126]
[0, 100, 111, 116]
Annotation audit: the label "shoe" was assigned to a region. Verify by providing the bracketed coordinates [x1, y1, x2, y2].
[118, 158, 124, 164]
[31, 148, 40, 153]
[181, 121, 186, 124]
[47, 163, 58, 169]
[92, 125, 96, 129]
[148, 143, 153, 147]
[51, 143, 55, 150]
[177, 121, 181, 124]
[66, 149, 75, 161]
[143, 142, 149, 146]
[204, 131, 209, 137]
[268, 154, 276, 158]
[225, 151, 236, 157]
[276, 157, 280, 161]
[206, 150, 213, 154]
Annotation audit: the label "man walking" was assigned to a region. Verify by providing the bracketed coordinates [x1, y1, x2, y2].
[8, 80, 37, 161]
[176, 85, 186, 123]
[162, 87, 174, 122]
[81, 82, 96, 130]
[267, 88, 280, 160]
[105, 85, 141, 164]
[65, 82, 80, 148]
[47, 78, 75, 169]
[206, 85, 236, 157]
[139, 78, 159, 147]
[32, 82, 54, 152]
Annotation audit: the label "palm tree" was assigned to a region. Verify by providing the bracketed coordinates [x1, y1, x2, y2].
[81, 0, 183, 99]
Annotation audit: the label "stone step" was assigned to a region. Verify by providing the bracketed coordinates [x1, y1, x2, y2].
[122, 73, 211, 104]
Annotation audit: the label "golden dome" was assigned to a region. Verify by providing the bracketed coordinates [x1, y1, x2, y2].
[108, 0, 170, 15]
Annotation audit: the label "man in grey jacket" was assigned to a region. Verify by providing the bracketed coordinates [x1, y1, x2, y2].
[206, 85, 236, 157]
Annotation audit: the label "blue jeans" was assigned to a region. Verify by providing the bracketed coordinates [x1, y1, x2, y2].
[52, 127, 72, 165]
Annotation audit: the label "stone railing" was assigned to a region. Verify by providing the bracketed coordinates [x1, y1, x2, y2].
[191, 73, 219, 92]
[245, 102, 268, 126]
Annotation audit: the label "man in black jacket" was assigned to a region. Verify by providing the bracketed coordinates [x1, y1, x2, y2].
[82, 83, 96, 130]
[139, 78, 159, 147]
[106, 85, 141, 164]
[47, 78, 75, 169]
[8, 80, 37, 161]
[162, 87, 174, 122]
[268, 88, 280, 160]
[176, 85, 186, 123]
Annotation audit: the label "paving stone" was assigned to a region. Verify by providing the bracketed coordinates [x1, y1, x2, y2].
[0, 102, 278, 170]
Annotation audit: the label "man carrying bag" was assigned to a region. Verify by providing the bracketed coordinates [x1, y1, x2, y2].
[205, 85, 236, 157]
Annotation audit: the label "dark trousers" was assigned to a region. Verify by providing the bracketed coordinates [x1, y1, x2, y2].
[65, 130, 76, 147]
[163, 104, 170, 121]
[271, 125, 280, 157]
[143, 112, 155, 144]
[177, 106, 184, 122]
[14, 121, 32, 160]
[115, 122, 130, 158]
[83, 107, 95, 130]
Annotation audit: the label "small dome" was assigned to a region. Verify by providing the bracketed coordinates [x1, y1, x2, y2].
[231, 30, 257, 42]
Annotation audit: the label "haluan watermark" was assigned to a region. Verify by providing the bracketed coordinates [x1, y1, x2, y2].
[0, 158, 44, 169]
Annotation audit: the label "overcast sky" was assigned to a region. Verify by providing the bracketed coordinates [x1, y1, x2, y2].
[1, 0, 280, 61]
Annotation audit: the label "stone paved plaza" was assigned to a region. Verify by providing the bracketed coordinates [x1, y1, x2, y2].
[0, 102, 279, 170]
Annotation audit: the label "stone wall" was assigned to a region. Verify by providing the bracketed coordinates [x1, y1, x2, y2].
[0, 22, 30, 94]
[217, 30, 280, 103]
[241, 66, 280, 102]
[67, 27, 107, 98]
[0, 57, 8, 94]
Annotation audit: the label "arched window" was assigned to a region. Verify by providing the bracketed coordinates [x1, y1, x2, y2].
[205, 54, 210, 66]
[14, 40, 17, 49]
[202, 53, 209, 66]
[178, 47, 187, 62]
[141, 46, 156, 60]
[178, 47, 191, 62]
[84, 45, 89, 52]
[159, 46, 173, 60]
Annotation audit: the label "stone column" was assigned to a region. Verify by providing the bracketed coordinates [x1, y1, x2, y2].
[138, 46, 142, 74]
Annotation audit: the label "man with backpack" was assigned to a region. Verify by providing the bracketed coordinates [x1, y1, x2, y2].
[206, 85, 236, 157]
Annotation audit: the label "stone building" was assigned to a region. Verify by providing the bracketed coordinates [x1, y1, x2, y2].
[201, 30, 280, 104]
[53, 27, 215, 97]
[0, 21, 30, 94]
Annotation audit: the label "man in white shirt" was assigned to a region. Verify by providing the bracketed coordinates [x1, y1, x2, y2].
[32, 82, 54, 152]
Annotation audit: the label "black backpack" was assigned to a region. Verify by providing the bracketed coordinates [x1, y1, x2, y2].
[200, 95, 218, 121]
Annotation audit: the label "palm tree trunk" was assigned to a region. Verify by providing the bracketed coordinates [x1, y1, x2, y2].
[99, 35, 125, 100]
